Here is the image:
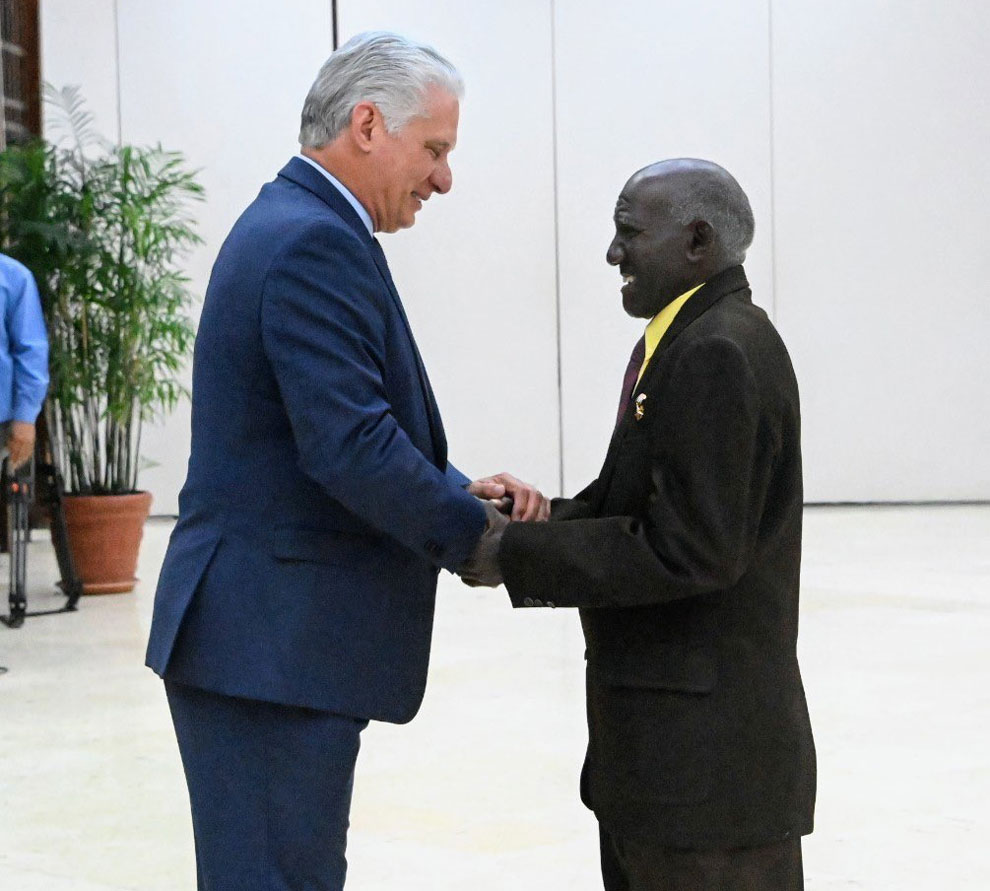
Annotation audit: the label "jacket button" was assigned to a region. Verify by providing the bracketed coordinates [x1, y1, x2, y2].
[533, 599, 543, 607]
[523, 597, 534, 607]
[546, 601, 555, 608]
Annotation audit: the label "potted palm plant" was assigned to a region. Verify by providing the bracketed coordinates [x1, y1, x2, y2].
[0, 85, 203, 593]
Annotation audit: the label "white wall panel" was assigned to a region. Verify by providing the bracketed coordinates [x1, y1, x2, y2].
[337, 1, 561, 495]
[554, 0, 774, 494]
[40, 2, 990, 509]
[772, 1, 990, 501]
[115, 0, 334, 513]
[40, 0, 120, 142]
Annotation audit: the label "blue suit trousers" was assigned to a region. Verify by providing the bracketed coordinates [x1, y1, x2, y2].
[165, 681, 368, 890]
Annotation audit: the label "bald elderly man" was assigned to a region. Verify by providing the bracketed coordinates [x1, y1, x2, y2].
[480, 160, 817, 890]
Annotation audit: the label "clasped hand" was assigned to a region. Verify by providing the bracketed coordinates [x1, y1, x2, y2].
[467, 472, 550, 522]
[458, 473, 549, 587]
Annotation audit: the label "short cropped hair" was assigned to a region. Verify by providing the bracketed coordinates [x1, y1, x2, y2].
[299, 31, 464, 147]
[671, 160, 755, 263]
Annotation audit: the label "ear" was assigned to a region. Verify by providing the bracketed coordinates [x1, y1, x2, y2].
[349, 101, 379, 153]
[686, 220, 715, 262]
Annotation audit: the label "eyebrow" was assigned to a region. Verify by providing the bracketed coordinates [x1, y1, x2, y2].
[426, 140, 452, 150]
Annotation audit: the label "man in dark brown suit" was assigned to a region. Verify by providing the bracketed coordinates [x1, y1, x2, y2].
[482, 159, 816, 889]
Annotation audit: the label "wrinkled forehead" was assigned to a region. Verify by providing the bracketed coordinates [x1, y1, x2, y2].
[613, 192, 634, 217]
[614, 174, 673, 221]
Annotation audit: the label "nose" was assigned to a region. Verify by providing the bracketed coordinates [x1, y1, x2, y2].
[430, 159, 452, 195]
[606, 238, 624, 266]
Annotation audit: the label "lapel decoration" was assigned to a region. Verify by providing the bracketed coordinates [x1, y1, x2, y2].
[595, 266, 751, 499]
[634, 393, 647, 421]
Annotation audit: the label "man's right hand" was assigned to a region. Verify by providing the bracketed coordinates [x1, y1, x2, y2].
[457, 499, 509, 587]
[7, 421, 36, 470]
[467, 472, 550, 522]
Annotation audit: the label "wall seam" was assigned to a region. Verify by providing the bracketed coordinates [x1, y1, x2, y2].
[550, 0, 565, 496]
[767, 0, 778, 323]
[113, 0, 122, 144]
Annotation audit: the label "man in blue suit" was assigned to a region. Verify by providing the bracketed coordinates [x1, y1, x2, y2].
[146, 32, 547, 890]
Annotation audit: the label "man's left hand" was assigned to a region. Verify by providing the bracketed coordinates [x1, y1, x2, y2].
[468, 473, 550, 522]
[7, 421, 36, 470]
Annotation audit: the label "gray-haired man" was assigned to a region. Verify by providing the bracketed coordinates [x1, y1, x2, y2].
[147, 32, 545, 890]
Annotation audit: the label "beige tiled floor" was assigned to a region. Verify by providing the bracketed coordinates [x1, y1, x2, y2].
[1, 505, 988, 889]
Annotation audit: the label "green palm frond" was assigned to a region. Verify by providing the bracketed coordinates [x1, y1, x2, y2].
[43, 83, 102, 154]
[0, 87, 204, 494]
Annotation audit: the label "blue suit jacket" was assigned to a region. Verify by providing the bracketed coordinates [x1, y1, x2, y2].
[146, 158, 486, 723]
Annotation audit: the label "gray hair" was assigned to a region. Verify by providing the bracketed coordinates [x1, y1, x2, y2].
[667, 159, 755, 263]
[298, 31, 464, 147]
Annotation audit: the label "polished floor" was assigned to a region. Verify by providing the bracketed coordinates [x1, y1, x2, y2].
[1, 505, 988, 890]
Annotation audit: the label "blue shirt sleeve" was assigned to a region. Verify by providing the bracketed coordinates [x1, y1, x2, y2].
[3, 258, 50, 422]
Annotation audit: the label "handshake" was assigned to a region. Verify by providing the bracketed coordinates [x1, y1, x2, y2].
[457, 473, 550, 588]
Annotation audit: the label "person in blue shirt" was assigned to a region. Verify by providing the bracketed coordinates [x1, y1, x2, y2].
[0, 253, 49, 469]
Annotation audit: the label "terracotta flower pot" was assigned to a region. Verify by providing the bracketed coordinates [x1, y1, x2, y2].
[60, 491, 153, 594]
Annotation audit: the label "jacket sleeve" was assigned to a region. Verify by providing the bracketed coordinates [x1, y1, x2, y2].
[548, 473, 603, 522]
[501, 335, 775, 607]
[260, 224, 486, 572]
[445, 461, 472, 488]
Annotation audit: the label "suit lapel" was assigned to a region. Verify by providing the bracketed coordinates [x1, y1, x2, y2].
[634, 265, 750, 397]
[594, 266, 751, 502]
[277, 157, 368, 241]
[278, 157, 448, 468]
[368, 239, 448, 469]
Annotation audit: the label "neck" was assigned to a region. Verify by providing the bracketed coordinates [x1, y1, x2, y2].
[301, 144, 376, 229]
[702, 258, 739, 281]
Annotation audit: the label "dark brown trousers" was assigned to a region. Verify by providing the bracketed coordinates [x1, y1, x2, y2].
[600, 825, 804, 891]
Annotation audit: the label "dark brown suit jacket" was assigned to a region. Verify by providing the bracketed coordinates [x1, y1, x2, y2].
[500, 265, 816, 850]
